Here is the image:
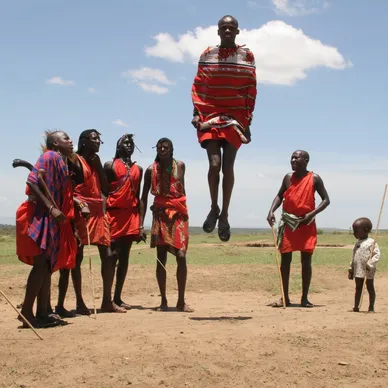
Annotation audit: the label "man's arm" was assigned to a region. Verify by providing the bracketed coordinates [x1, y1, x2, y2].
[103, 160, 116, 184]
[177, 161, 186, 193]
[266, 174, 291, 226]
[139, 166, 152, 235]
[300, 174, 330, 224]
[27, 182, 66, 222]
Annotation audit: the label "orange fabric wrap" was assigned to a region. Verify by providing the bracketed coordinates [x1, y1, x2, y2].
[74, 155, 110, 246]
[280, 172, 317, 254]
[107, 160, 141, 240]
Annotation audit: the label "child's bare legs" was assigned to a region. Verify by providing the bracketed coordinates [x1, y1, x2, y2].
[353, 277, 363, 312]
[353, 277, 375, 312]
[366, 278, 375, 312]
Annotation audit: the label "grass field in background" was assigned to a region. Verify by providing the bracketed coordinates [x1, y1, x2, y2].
[2, 229, 387, 272]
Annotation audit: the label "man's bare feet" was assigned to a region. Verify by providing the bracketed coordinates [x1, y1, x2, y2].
[100, 301, 126, 313]
[176, 302, 194, 312]
[156, 299, 168, 311]
[76, 303, 91, 316]
[55, 306, 76, 318]
[114, 300, 131, 310]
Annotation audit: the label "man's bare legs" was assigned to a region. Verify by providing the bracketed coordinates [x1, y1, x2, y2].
[301, 252, 313, 307]
[21, 254, 50, 324]
[280, 252, 292, 306]
[156, 246, 168, 311]
[218, 142, 238, 241]
[155, 247, 193, 312]
[176, 250, 193, 312]
[100, 245, 126, 313]
[112, 240, 132, 309]
[203, 141, 222, 233]
[57, 246, 90, 316]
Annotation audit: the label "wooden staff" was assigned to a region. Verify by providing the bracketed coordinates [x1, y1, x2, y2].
[86, 224, 97, 318]
[359, 184, 388, 310]
[0, 290, 43, 340]
[271, 225, 286, 309]
[151, 249, 167, 272]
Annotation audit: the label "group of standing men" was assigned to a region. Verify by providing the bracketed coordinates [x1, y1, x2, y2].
[15, 15, 331, 328]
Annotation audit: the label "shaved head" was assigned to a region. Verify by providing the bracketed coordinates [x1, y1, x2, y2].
[218, 15, 238, 28]
[353, 217, 373, 231]
[294, 150, 310, 162]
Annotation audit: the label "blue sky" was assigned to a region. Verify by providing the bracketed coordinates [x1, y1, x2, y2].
[1, 0, 387, 229]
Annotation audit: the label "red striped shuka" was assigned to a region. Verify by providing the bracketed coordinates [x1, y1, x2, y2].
[191, 45, 257, 150]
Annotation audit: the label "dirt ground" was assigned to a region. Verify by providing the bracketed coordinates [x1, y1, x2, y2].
[1, 262, 388, 388]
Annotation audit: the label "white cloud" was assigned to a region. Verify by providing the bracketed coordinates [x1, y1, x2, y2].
[137, 83, 169, 94]
[0, 196, 7, 202]
[121, 67, 174, 94]
[272, 0, 330, 16]
[122, 67, 174, 85]
[112, 119, 129, 128]
[46, 76, 75, 86]
[145, 20, 351, 86]
[88, 87, 97, 93]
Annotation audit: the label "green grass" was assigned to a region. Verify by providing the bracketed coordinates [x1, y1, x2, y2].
[2, 231, 387, 272]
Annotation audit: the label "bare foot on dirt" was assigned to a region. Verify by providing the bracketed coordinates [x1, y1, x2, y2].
[114, 300, 131, 310]
[176, 303, 194, 312]
[76, 303, 91, 316]
[55, 306, 76, 318]
[100, 301, 126, 313]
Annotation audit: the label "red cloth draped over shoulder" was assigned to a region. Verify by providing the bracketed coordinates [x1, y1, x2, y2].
[73, 155, 110, 246]
[280, 172, 317, 254]
[106, 159, 141, 240]
[191, 45, 257, 150]
[16, 151, 77, 271]
[150, 160, 189, 254]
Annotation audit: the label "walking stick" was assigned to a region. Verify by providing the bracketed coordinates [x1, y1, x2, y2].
[358, 184, 388, 310]
[86, 224, 97, 319]
[271, 225, 286, 309]
[0, 290, 43, 340]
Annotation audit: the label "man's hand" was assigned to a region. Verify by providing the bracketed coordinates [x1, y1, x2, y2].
[191, 115, 201, 130]
[245, 126, 252, 144]
[81, 206, 90, 220]
[348, 270, 354, 280]
[267, 212, 276, 227]
[51, 207, 66, 223]
[299, 212, 315, 225]
[74, 229, 82, 247]
[137, 227, 147, 244]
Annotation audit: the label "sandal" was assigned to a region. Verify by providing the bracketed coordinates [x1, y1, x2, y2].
[218, 218, 231, 242]
[203, 206, 220, 233]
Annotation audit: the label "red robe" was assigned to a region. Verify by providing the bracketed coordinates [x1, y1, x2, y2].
[150, 160, 189, 254]
[280, 172, 317, 254]
[191, 45, 257, 150]
[16, 151, 77, 271]
[73, 155, 110, 246]
[106, 159, 141, 240]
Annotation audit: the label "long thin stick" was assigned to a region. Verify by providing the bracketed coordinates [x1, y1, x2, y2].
[0, 290, 43, 340]
[358, 184, 388, 310]
[271, 225, 286, 309]
[150, 249, 167, 272]
[86, 224, 97, 319]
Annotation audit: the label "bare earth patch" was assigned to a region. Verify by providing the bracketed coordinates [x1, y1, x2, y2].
[1, 264, 387, 387]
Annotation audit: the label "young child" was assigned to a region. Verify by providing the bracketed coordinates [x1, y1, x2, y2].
[348, 217, 380, 312]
